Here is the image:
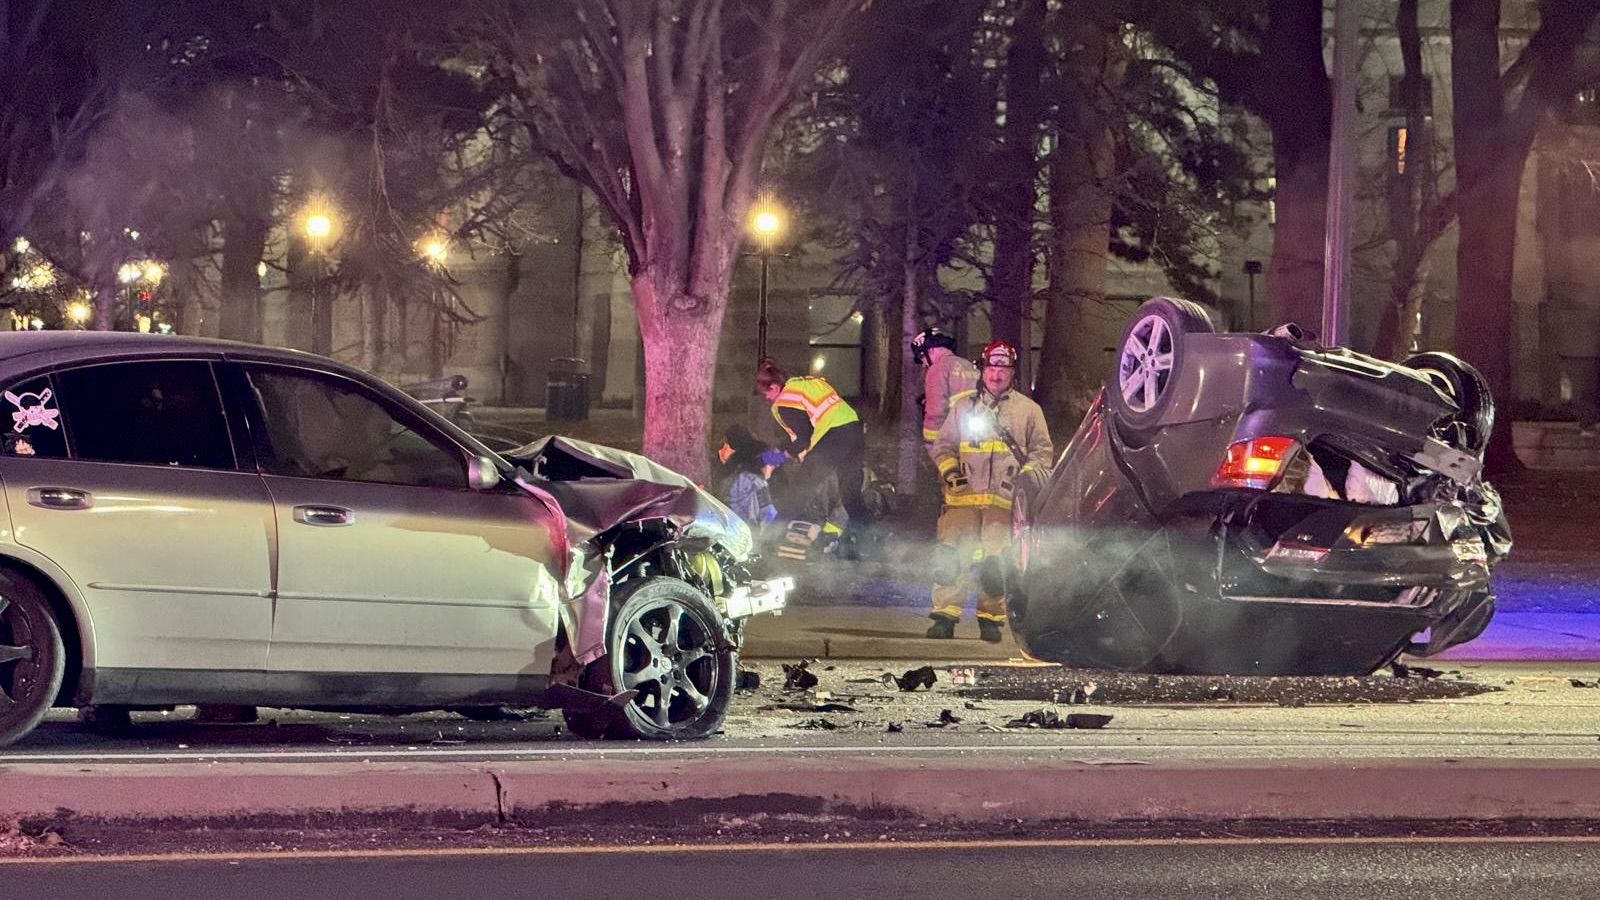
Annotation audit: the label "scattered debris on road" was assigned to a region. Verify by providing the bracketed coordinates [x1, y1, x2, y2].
[957, 665, 1497, 706]
[1005, 709, 1115, 730]
[782, 661, 820, 691]
[891, 666, 938, 692]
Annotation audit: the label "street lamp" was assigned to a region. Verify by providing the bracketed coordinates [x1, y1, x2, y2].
[66, 300, 91, 328]
[748, 201, 786, 364]
[303, 208, 338, 355]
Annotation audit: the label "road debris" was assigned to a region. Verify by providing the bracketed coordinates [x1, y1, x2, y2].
[1005, 709, 1114, 730]
[925, 709, 962, 728]
[783, 661, 820, 691]
[886, 722, 904, 733]
[1391, 662, 1447, 680]
[757, 702, 860, 714]
[958, 665, 1495, 705]
[891, 666, 938, 692]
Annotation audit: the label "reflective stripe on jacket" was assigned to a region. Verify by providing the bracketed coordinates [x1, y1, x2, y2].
[922, 355, 978, 443]
[930, 388, 1053, 509]
[771, 376, 859, 451]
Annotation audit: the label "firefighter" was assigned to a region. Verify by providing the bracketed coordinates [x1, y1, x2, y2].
[755, 358, 868, 545]
[912, 326, 978, 448]
[926, 340, 1053, 641]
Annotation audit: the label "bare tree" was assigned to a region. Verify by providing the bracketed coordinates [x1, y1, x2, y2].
[472, 0, 867, 479]
[1450, 0, 1600, 473]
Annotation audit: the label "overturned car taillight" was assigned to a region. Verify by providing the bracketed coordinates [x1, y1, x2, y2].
[1213, 436, 1298, 490]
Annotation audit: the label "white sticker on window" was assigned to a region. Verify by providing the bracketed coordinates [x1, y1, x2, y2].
[6, 388, 60, 431]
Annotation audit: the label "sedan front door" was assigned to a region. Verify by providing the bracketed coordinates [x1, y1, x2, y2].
[234, 363, 562, 697]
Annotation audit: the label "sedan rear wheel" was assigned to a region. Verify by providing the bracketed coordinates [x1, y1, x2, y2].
[0, 572, 65, 747]
[564, 577, 733, 741]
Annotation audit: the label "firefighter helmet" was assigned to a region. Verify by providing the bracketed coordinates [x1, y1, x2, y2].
[911, 327, 958, 366]
[981, 340, 1019, 368]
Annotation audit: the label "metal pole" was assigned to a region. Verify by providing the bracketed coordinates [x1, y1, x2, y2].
[1247, 273, 1257, 331]
[756, 252, 770, 363]
[1321, 0, 1358, 347]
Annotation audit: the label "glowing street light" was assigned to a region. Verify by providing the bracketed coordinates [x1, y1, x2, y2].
[301, 205, 339, 356]
[118, 262, 142, 284]
[142, 261, 166, 285]
[305, 213, 333, 242]
[66, 301, 92, 326]
[747, 200, 788, 364]
[420, 235, 448, 266]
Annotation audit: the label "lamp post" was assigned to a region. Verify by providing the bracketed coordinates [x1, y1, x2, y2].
[748, 203, 786, 364]
[304, 210, 335, 355]
[419, 234, 448, 376]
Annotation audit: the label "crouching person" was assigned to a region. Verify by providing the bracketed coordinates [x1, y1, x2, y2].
[926, 341, 1053, 642]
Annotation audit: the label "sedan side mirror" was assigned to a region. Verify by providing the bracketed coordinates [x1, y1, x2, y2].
[468, 456, 503, 491]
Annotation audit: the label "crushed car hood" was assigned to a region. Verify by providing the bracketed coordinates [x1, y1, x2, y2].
[506, 435, 753, 560]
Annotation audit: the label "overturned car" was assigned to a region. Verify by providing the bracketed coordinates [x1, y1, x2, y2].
[1009, 297, 1511, 676]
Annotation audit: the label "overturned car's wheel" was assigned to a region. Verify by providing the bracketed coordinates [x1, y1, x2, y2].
[0, 572, 65, 747]
[1405, 351, 1493, 458]
[1109, 296, 1214, 431]
[563, 577, 734, 741]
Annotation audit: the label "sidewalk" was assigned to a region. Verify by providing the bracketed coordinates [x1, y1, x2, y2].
[739, 606, 1600, 662]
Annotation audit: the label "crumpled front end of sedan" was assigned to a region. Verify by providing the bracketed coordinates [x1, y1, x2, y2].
[1012, 308, 1511, 677]
[508, 436, 792, 658]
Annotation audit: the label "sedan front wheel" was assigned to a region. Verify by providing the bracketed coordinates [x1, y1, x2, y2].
[565, 577, 734, 741]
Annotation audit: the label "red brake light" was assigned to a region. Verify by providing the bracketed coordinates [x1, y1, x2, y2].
[1214, 436, 1298, 490]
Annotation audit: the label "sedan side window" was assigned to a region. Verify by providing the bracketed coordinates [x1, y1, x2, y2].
[246, 368, 467, 489]
[54, 361, 235, 469]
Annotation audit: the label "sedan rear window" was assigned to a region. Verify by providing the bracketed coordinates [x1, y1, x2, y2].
[54, 361, 235, 469]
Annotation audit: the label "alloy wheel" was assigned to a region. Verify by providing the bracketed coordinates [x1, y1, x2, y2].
[619, 598, 719, 729]
[1118, 314, 1175, 413]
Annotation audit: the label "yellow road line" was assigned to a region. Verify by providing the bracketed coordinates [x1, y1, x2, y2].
[4, 834, 1600, 867]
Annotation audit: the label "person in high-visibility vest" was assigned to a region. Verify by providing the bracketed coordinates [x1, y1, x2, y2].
[926, 340, 1053, 641]
[756, 358, 868, 540]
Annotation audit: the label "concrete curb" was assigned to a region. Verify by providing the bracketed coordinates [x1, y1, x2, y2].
[10, 756, 1600, 829]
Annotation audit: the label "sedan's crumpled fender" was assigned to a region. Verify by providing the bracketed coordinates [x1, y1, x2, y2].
[507, 436, 753, 559]
[506, 436, 755, 666]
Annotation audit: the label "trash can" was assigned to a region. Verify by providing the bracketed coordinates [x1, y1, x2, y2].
[546, 357, 590, 422]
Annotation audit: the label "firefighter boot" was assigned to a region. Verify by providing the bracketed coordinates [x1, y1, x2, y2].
[978, 619, 1004, 643]
[925, 614, 957, 640]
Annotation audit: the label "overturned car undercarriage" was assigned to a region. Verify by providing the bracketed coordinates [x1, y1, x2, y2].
[1008, 298, 1511, 677]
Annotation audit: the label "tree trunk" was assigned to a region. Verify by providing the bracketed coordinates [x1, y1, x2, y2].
[92, 284, 116, 332]
[1038, 13, 1123, 432]
[1451, 0, 1519, 474]
[896, 254, 922, 497]
[1260, 0, 1332, 331]
[217, 214, 269, 343]
[990, 0, 1046, 378]
[634, 272, 727, 482]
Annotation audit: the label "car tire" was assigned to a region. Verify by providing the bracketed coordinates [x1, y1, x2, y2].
[1108, 296, 1214, 432]
[563, 577, 734, 741]
[1404, 351, 1493, 458]
[0, 571, 66, 747]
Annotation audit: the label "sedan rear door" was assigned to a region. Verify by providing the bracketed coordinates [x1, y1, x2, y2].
[0, 360, 275, 682]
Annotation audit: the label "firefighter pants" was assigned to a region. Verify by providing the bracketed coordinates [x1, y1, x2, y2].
[781, 421, 868, 529]
[930, 505, 1010, 622]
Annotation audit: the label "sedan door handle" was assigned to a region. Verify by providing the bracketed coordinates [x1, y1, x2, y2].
[26, 487, 93, 510]
[293, 505, 354, 527]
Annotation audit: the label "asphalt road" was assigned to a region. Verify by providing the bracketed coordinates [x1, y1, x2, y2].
[5, 660, 1599, 765]
[5, 836, 1600, 900]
